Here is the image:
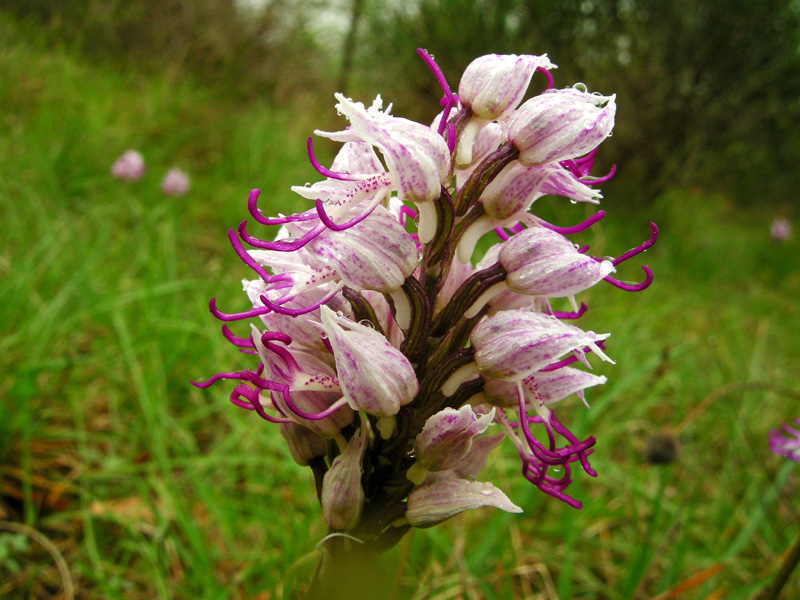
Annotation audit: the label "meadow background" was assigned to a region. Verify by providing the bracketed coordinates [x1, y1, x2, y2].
[1, 0, 799, 598]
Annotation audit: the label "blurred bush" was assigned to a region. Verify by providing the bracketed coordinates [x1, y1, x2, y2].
[0, 0, 328, 103]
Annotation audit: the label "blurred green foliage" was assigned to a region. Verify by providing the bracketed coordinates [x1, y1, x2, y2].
[0, 0, 329, 103]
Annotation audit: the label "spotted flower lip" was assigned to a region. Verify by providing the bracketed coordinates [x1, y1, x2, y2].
[320, 305, 418, 418]
[507, 87, 616, 166]
[769, 418, 800, 462]
[305, 205, 419, 293]
[317, 94, 451, 206]
[459, 54, 556, 121]
[483, 367, 607, 409]
[251, 324, 353, 438]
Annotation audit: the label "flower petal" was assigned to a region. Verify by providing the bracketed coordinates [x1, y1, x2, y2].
[321, 306, 419, 417]
[406, 478, 522, 528]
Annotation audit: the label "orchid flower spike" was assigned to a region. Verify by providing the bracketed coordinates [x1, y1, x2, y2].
[195, 47, 657, 555]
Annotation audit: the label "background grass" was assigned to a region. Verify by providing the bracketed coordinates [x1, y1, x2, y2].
[1, 10, 799, 600]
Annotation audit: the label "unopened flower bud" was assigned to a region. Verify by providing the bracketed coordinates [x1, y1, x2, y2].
[322, 426, 369, 530]
[406, 478, 522, 528]
[480, 163, 551, 221]
[415, 406, 495, 473]
[321, 306, 419, 417]
[507, 88, 616, 166]
[470, 310, 612, 381]
[459, 54, 556, 121]
[770, 218, 792, 242]
[279, 422, 328, 466]
[499, 227, 614, 298]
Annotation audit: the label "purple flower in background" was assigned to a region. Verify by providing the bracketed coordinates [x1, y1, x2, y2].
[162, 167, 190, 196]
[194, 49, 658, 552]
[770, 218, 792, 241]
[111, 150, 145, 181]
[769, 419, 800, 461]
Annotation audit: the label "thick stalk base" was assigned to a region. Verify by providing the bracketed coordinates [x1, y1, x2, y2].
[305, 538, 401, 600]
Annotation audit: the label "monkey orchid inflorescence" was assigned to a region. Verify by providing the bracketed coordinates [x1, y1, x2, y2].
[194, 50, 657, 553]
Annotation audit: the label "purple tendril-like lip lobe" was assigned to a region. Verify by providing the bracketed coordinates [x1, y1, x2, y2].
[194, 48, 657, 547]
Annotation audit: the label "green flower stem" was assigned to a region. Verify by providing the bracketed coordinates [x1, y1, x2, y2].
[759, 529, 800, 600]
[306, 536, 401, 600]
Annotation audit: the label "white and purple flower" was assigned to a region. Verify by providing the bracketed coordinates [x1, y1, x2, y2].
[111, 150, 145, 181]
[770, 218, 792, 242]
[162, 167, 191, 196]
[194, 49, 657, 550]
[769, 419, 800, 462]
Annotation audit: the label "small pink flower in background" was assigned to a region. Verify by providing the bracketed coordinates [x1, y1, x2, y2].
[111, 150, 145, 181]
[769, 419, 800, 461]
[161, 168, 191, 196]
[770, 218, 792, 241]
